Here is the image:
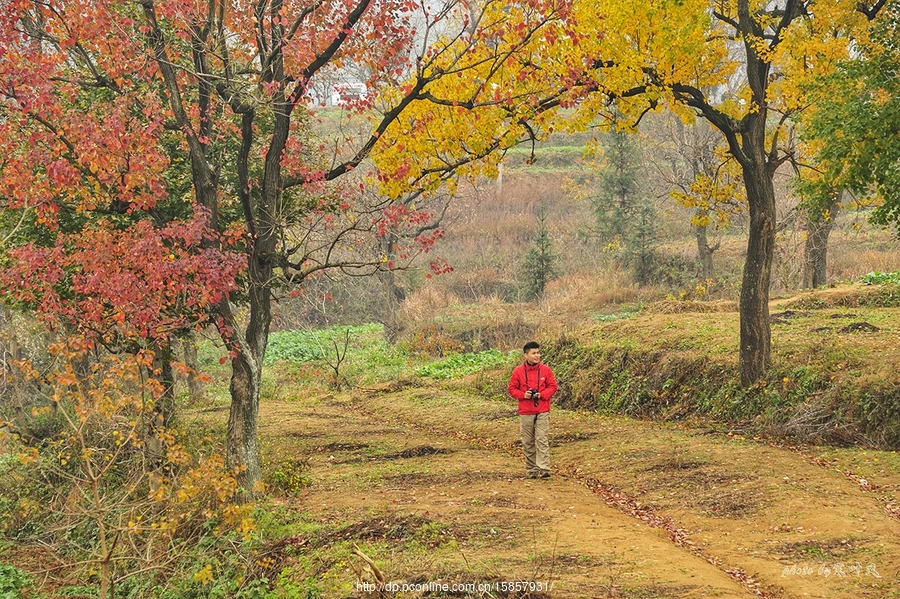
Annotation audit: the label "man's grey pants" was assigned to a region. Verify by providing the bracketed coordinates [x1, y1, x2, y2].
[519, 412, 550, 476]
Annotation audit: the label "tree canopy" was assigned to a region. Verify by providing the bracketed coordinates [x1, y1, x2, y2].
[799, 1, 900, 231]
[537, 0, 888, 384]
[0, 0, 572, 494]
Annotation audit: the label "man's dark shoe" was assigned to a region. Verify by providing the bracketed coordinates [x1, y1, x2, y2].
[527, 472, 539, 479]
[540, 471, 551, 478]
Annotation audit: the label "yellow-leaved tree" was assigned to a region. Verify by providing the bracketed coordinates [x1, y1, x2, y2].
[373, 0, 888, 384]
[540, 0, 886, 384]
[651, 116, 745, 281]
[3, 341, 251, 598]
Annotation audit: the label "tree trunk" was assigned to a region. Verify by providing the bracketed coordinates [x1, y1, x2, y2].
[152, 340, 176, 427]
[379, 234, 405, 342]
[223, 77, 287, 497]
[146, 1, 278, 499]
[144, 340, 177, 466]
[227, 349, 262, 495]
[379, 269, 405, 343]
[695, 220, 715, 280]
[3, 308, 34, 441]
[182, 333, 203, 400]
[733, 0, 778, 387]
[738, 156, 776, 387]
[225, 216, 274, 497]
[802, 197, 839, 289]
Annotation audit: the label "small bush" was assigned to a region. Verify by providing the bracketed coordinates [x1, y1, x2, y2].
[266, 458, 311, 496]
[407, 325, 465, 358]
[0, 563, 32, 598]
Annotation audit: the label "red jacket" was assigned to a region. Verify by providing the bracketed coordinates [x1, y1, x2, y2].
[508, 362, 558, 415]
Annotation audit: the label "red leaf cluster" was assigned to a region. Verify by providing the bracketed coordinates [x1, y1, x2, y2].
[0, 211, 245, 344]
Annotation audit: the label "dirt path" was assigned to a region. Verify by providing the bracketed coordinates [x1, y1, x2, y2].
[256, 383, 900, 598]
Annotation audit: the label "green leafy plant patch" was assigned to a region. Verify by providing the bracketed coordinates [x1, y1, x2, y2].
[265, 323, 383, 365]
[416, 349, 509, 380]
[0, 564, 32, 599]
[860, 270, 900, 285]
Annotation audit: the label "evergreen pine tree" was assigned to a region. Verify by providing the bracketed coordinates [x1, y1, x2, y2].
[520, 205, 558, 300]
[591, 130, 658, 284]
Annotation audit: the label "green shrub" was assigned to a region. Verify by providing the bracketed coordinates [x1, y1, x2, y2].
[266, 458, 311, 496]
[265, 324, 384, 365]
[0, 563, 32, 598]
[596, 305, 641, 322]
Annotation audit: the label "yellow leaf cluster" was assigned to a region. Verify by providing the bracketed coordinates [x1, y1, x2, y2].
[5, 339, 256, 585]
[193, 564, 214, 585]
[369, 0, 568, 198]
[670, 154, 746, 229]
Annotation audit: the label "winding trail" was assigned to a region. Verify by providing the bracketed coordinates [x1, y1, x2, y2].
[256, 384, 900, 598]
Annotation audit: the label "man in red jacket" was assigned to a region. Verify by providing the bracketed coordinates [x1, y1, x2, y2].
[508, 341, 558, 479]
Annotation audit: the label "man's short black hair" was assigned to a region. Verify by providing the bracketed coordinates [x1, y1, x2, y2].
[523, 341, 540, 353]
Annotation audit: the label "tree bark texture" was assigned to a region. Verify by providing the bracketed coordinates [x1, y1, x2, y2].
[802, 198, 839, 289]
[735, 83, 777, 386]
[182, 333, 203, 400]
[739, 161, 776, 386]
[151, 340, 176, 427]
[226, 243, 274, 494]
[227, 350, 262, 494]
[223, 81, 287, 495]
[695, 220, 716, 281]
[732, 0, 783, 386]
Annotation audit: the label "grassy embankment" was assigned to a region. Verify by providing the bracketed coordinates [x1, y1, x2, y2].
[542, 281, 900, 447]
[205, 275, 900, 452]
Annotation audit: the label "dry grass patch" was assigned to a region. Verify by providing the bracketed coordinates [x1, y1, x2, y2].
[772, 537, 863, 561]
[472, 408, 519, 421]
[636, 464, 766, 518]
[644, 299, 739, 314]
[381, 470, 511, 489]
[552, 430, 598, 444]
[779, 283, 900, 309]
[314, 512, 463, 549]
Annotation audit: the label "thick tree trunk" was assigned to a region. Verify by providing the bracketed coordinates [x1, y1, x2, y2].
[733, 0, 779, 387]
[223, 81, 286, 497]
[147, 0, 280, 499]
[802, 198, 839, 289]
[695, 219, 715, 280]
[225, 223, 274, 497]
[145, 340, 176, 465]
[738, 156, 776, 387]
[152, 340, 176, 427]
[227, 350, 262, 494]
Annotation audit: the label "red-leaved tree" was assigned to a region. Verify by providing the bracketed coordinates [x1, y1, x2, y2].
[0, 0, 572, 495]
